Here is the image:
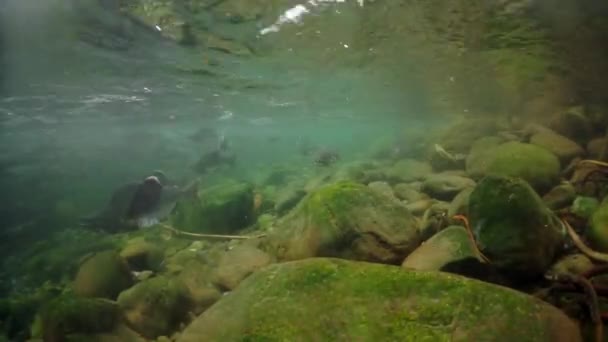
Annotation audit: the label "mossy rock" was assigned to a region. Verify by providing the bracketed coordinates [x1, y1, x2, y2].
[171, 181, 255, 234]
[266, 181, 420, 264]
[466, 141, 560, 193]
[571, 196, 599, 219]
[588, 197, 608, 252]
[39, 293, 120, 342]
[402, 226, 481, 271]
[119, 239, 165, 272]
[469, 175, 564, 278]
[178, 258, 581, 342]
[386, 159, 432, 183]
[72, 250, 133, 300]
[117, 276, 193, 339]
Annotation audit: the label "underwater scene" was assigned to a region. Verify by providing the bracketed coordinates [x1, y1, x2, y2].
[2, 0, 608, 341]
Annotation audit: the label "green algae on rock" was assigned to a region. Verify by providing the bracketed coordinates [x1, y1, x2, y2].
[468, 175, 565, 278]
[265, 181, 420, 264]
[117, 276, 193, 339]
[171, 181, 255, 234]
[72, 250, 133, 300]
[38, 293, 120, 342]
[119, 239, 165, 272]
[402, 226, 481, 271]
[571, 196, 599, 220]
[588, 196, 608, 252]
[466, 141, 561, 193]
[213, 244, 273, 291]
[178, 258, 581, 342]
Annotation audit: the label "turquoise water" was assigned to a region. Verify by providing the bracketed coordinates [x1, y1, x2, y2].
[2, 1, 608, 341]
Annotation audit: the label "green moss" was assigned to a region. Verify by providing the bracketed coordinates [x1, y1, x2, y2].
[171, 181, 255, 234]
[39, 293, 119, 341]
[588, 197, 608, 252]
[469, 142, 561, 193]
[469, 175, 564, 277]
[178, 258, 580, 341]
[117, 276, 193, 339]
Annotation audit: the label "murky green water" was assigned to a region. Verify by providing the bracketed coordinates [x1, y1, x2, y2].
[2, 1, 608, 341]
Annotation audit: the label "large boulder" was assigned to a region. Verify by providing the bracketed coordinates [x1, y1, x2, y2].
[117, 276, 193, 339]
[265, 181, 421, 264]
[466, 141, 561, 193]
[72, 250, 133, 300]
[178, 258, 581, 342]
[469, 176, 565, 278]
[171, 181, 255, 234]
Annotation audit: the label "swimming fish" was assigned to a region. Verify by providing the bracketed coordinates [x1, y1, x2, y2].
[80, 171, 197, 232]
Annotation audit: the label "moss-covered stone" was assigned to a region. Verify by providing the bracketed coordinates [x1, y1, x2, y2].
[39, 293, 120, 342]
[178, 258, 581, 342]
[386, 159, 432, 183]
[171, 181, 255, 234]
[119, 239, 164, 272]
[469, 175, 564, 278]
[72, 250, 133, 300]
[265, 181, 420, 264]
[402, 226, 481, 271]
[213, 244, 273, 291]
[117, 276, 193, 339]
[588, 196, 608, 252]
[571, 196, 599, 219]
[466, 142, 561, 193]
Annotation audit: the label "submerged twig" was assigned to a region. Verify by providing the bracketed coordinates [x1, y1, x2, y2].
[452, 215, 491, 263]
[560, 218, 608, 263]
[161, 224, 266, 240]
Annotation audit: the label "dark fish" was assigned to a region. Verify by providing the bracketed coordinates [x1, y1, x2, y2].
[313, 149, 340, 167]
[126, 176, 162, 220]
[80, 172, 197, 232]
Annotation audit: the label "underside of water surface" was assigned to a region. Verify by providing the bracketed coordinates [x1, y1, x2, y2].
[2, 0, 608, 341]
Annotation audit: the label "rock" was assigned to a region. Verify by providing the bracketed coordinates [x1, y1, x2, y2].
[171, 181, 255, 234]
[469, 175, 565, 278]
[134, 270, 154, 282]
[587, 137, 608, 159]
[465, 136, 506, 176]
[435, 118, 501, 154]
[402, 226, 481, 270]
[448, 187, 475, 217]
[386, 159, 432, 183]
[267, 182, 421, 264]
[117, 276, 193, 339]
[529, 129, 585, 165]
[405, 199, 434, 216]
[548, 254, 594, 277]
[393, 183, 429, 203]
[39, 294, 120, 342]
[73, 250, 133, 300]
[588, 197, 608, 252]
[571, 196, 599, 219]
[422, 174, 475, 201]
[177, 260, 222, 315]
[213, 245, 273, 291]
[542, 182, 576, 210]
[548, 106, 592, 143]
[274, 188, 306, 215]
[367, 181, 398, 202]
[466, 141, 561, 193]
[178, 258, 581, 342]
[120, 239, 164, 272]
